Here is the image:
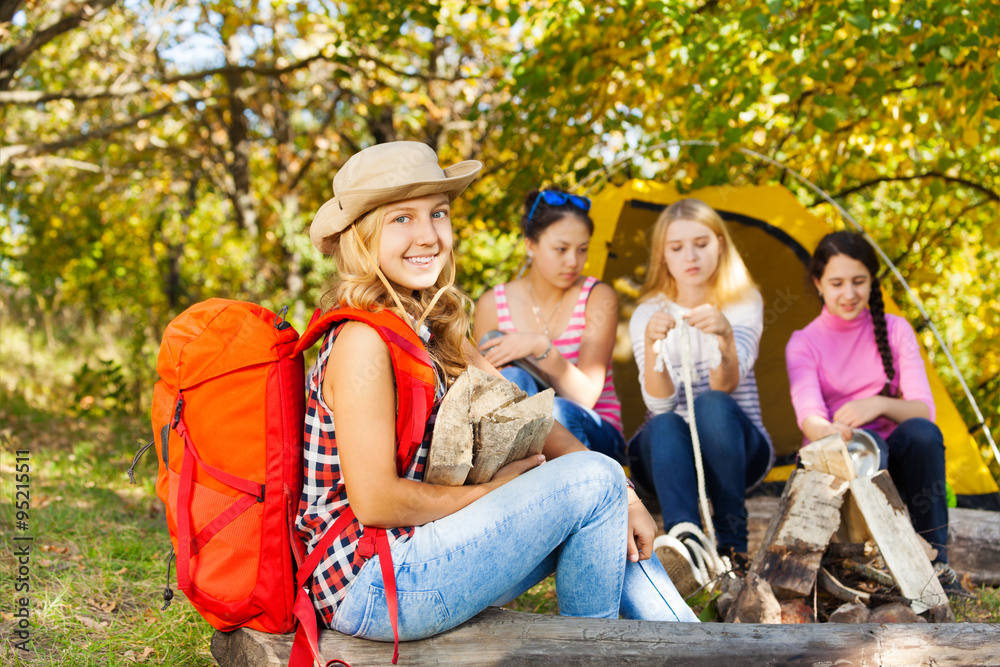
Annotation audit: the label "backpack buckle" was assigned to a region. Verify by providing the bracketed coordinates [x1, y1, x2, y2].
[357, 532, 376, 560]
[172, 396, 185, 428]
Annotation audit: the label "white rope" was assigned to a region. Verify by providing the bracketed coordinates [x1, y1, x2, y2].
[654, 311, 729, 581]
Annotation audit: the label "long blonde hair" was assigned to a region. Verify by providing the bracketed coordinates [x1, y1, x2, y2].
[638, 198, 758, 307]
[320, 205, 473, 385]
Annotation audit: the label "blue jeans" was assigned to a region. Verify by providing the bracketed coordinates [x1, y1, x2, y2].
[628, 391, 772, 553]
[332, 452, 698, 641]
[501, 366, 626, 463]
[865, 418, 949, 563]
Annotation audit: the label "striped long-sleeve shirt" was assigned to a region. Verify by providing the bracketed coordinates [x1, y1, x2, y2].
[628, 293, 772, 453]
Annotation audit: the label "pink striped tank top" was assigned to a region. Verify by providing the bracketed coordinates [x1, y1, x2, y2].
[494, 276, 623, 435]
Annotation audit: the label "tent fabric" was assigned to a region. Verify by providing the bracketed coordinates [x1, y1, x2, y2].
[586, 179, 999, 503]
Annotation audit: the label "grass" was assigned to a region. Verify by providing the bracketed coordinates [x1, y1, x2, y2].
[953, 586, 1000, 623]
[0, 399, 215, 666]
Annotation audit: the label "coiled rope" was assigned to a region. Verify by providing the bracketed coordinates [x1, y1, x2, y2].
[651, 310, 730, 588]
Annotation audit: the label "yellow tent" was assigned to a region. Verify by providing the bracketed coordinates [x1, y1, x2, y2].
[587, 179, 999, 507]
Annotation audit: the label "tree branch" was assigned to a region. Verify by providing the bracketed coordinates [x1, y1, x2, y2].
[283, 89, 345, 195]
[0, 0, 119, 90]
[978, 371, 998, 393]
[0, 43, 472, 105]
[0, 98, 199, 165]
[0, 0, 26, 24]
[912, 198, 994, 258]
[0, 51, 340, 104]
[814, 172, 1000, 205]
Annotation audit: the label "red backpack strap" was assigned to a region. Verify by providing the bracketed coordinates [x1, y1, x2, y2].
[292, 307, 436, 666]
[295, 306, 436, 470]
[289, 509, 357, 667]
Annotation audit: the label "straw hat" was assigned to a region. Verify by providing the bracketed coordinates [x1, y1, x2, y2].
[310, 141, 482, 254]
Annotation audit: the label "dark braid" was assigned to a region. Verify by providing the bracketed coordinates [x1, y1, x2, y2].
[867, 276, 897, 396]
[810, 231, 897, 396]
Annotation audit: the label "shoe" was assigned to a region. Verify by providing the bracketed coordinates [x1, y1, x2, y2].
[717, 545, 749, 577]
[934, 562, 973, 599]
[653, 534, 702, 598]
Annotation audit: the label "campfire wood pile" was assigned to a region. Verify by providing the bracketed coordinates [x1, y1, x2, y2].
[723, 435, 956, 624]
[424, 366, 555, 486]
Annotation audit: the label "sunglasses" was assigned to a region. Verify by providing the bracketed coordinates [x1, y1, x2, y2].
[526, 191, 591, 223]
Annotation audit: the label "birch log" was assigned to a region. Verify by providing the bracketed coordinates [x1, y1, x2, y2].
[743, 469, 847, 599]
[849, 471, 948, 615]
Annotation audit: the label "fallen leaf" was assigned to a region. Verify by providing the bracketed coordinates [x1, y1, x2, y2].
[113, 567, 128, 575]
[37, 558, 54, 567]
[76, 615, 105, 630]
[139, 646, 154, 661]
[88, 598, 117, 613]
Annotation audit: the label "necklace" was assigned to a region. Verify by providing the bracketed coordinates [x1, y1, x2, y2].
[526, 280, 568, 339]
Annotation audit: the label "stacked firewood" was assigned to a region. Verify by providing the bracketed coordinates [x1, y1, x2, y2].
[424, 366, 555, 486]
[722, 436, 955, 624]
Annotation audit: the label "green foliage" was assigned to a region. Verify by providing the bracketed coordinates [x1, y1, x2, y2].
[70, 359, 130, 418]
[502, 575, 560, 615]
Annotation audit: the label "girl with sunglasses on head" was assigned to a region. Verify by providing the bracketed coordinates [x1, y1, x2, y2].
[785, 230, 960, 592]
[474, 189, 626, 463]
[297, 145, 696, 661]
[627, 198, 773, 592]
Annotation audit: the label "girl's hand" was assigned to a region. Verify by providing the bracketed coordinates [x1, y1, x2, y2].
[487, 454, 545, 488]
[479, 332, 549, 368]
[833, 397, 886, 429]
[626, 489, 655, 562]
[644, 311, 677, 344]
[809, 420, 854, 443]
[684, 304, 733, 339]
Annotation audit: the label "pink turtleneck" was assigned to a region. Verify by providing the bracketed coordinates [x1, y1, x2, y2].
[785, 306, 935, 440]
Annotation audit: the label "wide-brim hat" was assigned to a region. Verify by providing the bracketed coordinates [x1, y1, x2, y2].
[310, 141, 482, 254]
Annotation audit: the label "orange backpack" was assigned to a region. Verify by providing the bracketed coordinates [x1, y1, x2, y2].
[133, 299, 434, 666]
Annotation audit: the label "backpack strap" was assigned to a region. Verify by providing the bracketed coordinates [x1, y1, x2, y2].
[289, 509, 357, 667]
[296, 306, 436, 472]
[292, 306, 436, 665]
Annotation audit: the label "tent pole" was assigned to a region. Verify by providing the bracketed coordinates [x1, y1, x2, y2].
[575, 140, 1000, 469]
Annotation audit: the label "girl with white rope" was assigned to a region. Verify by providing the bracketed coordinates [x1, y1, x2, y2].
[627, 198, 773, 595]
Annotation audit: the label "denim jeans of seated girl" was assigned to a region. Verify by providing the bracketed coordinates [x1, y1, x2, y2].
[628, 391, 772, 553]
[331, 451, 698, 641]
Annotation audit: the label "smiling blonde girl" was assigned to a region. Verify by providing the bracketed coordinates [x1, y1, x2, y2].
[297, 143, 697, 661]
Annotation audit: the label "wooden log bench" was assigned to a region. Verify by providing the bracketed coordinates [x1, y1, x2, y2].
[747, 497, 1000, 587]
[213, 501, 998, 666]
[212, 606, 1000, 666]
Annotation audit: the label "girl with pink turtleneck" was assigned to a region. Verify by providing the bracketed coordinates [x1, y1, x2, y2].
[786, 231, 956, 589]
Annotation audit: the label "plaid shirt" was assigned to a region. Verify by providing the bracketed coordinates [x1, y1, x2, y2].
[295, 325, 436, 626]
